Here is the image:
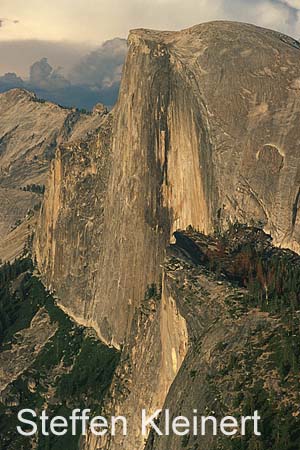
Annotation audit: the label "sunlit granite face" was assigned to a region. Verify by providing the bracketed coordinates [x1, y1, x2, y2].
[31, 21, 300, 450]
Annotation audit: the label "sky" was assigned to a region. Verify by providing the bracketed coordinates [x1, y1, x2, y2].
[1, 0, 300, 43]
[1, 0, 300, 108]
[1, 0, 300, 74]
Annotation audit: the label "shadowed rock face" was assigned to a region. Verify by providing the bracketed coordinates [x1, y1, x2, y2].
[122, 21, 300, 251]
[144, 237, 300, 450]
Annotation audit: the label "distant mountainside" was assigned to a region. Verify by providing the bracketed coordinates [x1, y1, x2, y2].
[0, 88, 108, 261]
[1, 21, 300, 450]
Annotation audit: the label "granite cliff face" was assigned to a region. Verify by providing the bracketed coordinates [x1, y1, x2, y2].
[30, 21, 300, 450]
[37, 21, 300, 345]
[35, 109, 112, 342]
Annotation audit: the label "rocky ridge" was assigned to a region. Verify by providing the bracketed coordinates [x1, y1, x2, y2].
[0, 88, 107, 262]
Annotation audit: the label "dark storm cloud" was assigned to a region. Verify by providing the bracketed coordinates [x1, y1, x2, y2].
[69, 38, 127, 88]
[29, 57, 70, 89]
[0, 38, 127, 110]
[0, 72, 24, 88]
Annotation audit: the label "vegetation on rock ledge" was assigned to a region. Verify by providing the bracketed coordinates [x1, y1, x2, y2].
[0, 258, 120, 450]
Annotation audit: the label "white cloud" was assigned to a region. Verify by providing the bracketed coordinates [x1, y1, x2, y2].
[281, 0, 300, 8]
[0, 0, 300, 46]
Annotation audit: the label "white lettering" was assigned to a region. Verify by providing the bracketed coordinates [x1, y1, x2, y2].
[17, 409, 37, 436]
[50, 416, 68, 436]
[220, 416, 238, 436]
[141, 409, 162, 436]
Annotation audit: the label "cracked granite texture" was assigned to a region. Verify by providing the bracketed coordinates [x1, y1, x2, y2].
[31, 21, 300, 450]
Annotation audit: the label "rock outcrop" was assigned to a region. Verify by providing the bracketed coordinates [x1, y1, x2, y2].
[0, 259, 119, 450]
[37, 21, 300, 346]
[145, 231, 300, 450]
[32, 21, 300, 450]
[35, 111, 113, 343]
[115, 17, 300, 333]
